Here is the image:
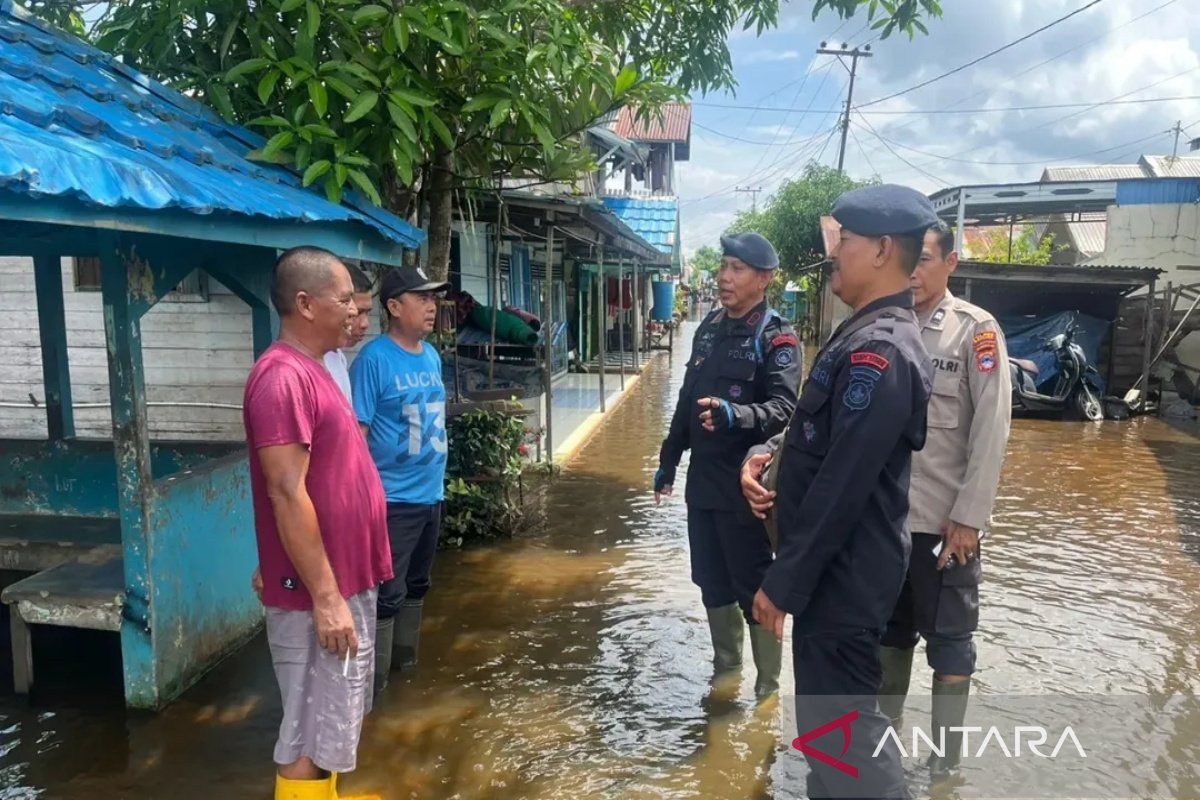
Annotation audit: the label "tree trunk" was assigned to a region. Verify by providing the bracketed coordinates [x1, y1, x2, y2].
[426, 144, 455, 282]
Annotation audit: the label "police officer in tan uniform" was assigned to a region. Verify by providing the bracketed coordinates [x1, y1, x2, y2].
[742, 219, 1011, 779]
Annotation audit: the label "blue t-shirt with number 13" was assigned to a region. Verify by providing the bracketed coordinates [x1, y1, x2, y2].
[350, 336, 447, 505]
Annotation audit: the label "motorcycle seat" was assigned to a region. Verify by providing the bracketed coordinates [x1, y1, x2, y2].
[1010, 357, 1040, 376]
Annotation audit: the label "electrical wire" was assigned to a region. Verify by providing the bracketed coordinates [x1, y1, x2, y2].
[856, 0, 1105, 108]
[849, 124, 879, 176]
[692, 94, 1200, 116]
[854, 115, 952, 186]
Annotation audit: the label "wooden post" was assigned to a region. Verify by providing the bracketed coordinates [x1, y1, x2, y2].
[99, 235, 158, 708]
[596, 246, 606, 413]
[1160, 282, 1175, 356]
[617, 256, 626, 391]
[1140, 277, 1157, 397]
[543, 214, 556, 463]
[33, 254, 75, 440]
[489, 200, 503, 389]
[9, 608, 32, 694]
[632, 258, 641, 369]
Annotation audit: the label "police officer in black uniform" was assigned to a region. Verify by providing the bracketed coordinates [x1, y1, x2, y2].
[655, 232, 801, 700]
[751, 185, 936, 799]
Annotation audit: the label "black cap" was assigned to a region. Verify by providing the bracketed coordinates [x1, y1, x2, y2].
[379, 266, 450, 301]
[831, 184, 939, 237]
[719, 232, 780, 270]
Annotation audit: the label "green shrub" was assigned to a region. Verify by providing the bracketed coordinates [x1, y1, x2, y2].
[442, 409, 526, 546]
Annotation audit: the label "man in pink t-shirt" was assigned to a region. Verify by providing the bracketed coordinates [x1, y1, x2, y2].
[243, 246, 391, 799]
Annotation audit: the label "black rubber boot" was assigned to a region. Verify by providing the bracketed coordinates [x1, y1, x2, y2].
[928, 676, 972, 777]
[705, 603, 744, 672]
[748, 623, 782, 700]
[393, 599, 423, 670]
[373, 617, 395, 698]
[877, 645, 915, 725]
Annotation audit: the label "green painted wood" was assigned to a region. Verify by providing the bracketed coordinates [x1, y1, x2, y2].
[32, 253, 74, 439]
[98, 235, 158, 708]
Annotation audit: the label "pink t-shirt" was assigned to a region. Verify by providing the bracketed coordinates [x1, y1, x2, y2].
[243, 342, 392, 610]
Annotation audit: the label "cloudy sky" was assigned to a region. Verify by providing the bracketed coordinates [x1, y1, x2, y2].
[677, 0, 1200, 254]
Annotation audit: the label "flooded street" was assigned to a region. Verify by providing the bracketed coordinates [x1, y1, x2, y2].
[3, 319, 1200, 798]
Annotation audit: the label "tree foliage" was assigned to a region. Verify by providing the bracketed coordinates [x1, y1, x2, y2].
[688, 245, 722, 281]
[20, 0, 941, 281]
[970, 227, 1065, 266]
[726, 163, 875, 283]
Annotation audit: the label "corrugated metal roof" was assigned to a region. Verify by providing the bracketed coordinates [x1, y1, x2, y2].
[0, 4, 423, 249]
[601, 196, 677, 254]
[1042, 164, 1148, 181]
[1139, 155, 1200, 178]
[1064, 220, 1107, 256]
[614, 103, 691, 144]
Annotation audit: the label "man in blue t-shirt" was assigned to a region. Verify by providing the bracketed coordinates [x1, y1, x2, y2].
[350, 265, 450, 694]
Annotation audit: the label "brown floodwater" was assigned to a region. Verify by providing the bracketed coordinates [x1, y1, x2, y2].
[2, 319, 1200, 799]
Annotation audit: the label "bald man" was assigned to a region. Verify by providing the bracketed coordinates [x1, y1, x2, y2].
[243, 246, 391, 799]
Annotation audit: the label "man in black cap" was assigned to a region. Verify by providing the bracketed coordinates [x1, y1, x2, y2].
[749, 185, 935, 799]
[349, 265, 451, 696]
[654, 231, 801, 701]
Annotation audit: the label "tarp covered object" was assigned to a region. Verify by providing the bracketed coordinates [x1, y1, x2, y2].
[998, 311, 1108, 392]
[468, 305, 538, 346]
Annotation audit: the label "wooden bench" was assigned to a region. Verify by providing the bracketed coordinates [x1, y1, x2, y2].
[1, 556, 125, 693]
[0, 515, 122, 572]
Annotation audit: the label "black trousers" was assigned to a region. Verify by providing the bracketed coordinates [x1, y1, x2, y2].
[686, 505, 774, 622]
[880, 531, 981, 676]
[792, 629, 909, 800]
[377, 502, 441, 620]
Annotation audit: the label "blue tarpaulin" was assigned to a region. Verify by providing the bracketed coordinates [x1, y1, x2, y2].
[998, 311, 1108, 392]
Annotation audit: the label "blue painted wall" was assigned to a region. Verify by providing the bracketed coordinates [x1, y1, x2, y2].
[122, 452, 261, 706]
[0, 439, 241, 517]
[1116, 178, 1200, 206]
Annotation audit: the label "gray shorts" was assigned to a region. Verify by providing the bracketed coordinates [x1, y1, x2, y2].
[266, 588, 377, 773]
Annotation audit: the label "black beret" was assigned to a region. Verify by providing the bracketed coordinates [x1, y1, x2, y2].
[719, 232, 780, 271]
[831, 184, 939, 237]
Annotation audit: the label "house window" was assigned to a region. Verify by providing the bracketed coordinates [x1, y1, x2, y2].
[70, 258, 209, 301]
[72, 256, 102, 291]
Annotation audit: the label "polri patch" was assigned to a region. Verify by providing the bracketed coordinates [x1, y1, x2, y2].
[843, 365, 884, 411]
[771, 333, 799, 349]
[775, 348, 795, 367]
[850, 351, 890, 371]
[977, 351, 997, 373]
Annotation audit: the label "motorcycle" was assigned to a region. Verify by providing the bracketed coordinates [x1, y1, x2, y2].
[1008, 314, 1104, 421]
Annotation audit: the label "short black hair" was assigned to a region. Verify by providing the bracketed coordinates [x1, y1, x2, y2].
[890, 230, 925, 275]
[271, 246, 345, 315]
[928, 220, 956, 258]
[345, 262, 373, 294]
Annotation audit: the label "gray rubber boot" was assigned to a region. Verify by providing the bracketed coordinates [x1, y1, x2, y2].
[877, 645, 915, 725]
[373, 617, 395, 697]
[748, 623, 782, 700]
[706, 603, 744, 672]
[928, 676, 972, 776]
[393, 599, 424, 670]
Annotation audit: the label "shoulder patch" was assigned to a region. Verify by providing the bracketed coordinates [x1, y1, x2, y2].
[771, 333, 798, 349]
[850, 351, 890, 371]
[774, 348, 795, 367]
[973, 328, 999, 373]
[843, 365, 884, 411]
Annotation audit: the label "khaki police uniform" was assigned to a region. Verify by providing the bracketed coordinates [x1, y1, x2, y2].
[883, 289, 1011, 676]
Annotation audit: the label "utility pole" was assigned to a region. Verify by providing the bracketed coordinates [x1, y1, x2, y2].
[1170, 119, 1185, 160]
[817, 41, 873, 173]
[735, 185, 762, 212]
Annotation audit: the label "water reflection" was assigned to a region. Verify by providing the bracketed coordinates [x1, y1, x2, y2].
[0, 321, 1198, 798]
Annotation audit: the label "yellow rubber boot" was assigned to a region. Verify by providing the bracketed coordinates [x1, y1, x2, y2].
[274, 774, 332, 800]
[330, 773, 382, 800]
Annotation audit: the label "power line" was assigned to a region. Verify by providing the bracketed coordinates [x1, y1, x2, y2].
[816, 43, 873, 172]
[692, 122, 811, 146]
[742, 61, 839, 178]
[854, 114, 952, 186]
[848, 124, 879, 176]
[856, 0, 1106, 109]
[693, 94, 1200, 116]
[862, 0, 1180, 143]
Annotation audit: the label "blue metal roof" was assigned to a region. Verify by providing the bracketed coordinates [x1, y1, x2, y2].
[0, 3, 424, 257]
[600, 196, 678, 254]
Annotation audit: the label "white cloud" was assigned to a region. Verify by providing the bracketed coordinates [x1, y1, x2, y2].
[678, 0, 1200, 251]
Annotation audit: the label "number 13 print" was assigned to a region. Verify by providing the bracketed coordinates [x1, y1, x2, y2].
[402, 402, 448, 455]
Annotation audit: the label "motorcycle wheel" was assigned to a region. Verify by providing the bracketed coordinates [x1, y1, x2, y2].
[1075, 386, 1103, 421]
